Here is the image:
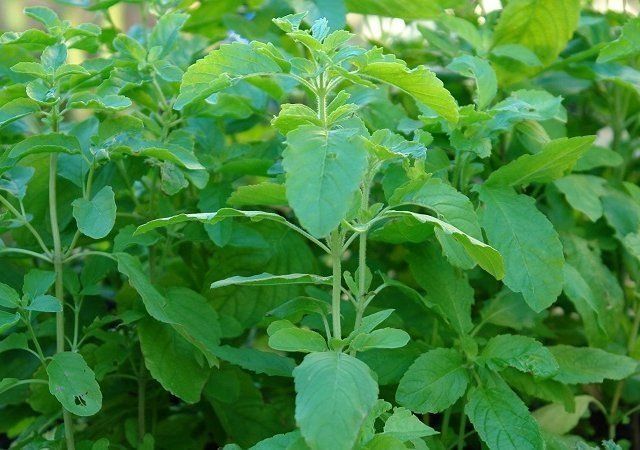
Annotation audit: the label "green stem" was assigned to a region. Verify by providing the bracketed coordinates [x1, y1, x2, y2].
[609, 382, 624, 440]
[624, 403, 640, 419]
[138, 358, 147, 442]
[0, 247, 51, 262]
[609, 294, 640, 439]
[49, 154, 64, 357]
[352, 180, 372, 337]
[316, 74, 327, 126]
[441, 407, 452, 443]
[457, 410, 467, 450]
[71, 297, 83, 351]
[0, 195, 51, 256]
[63, 251, 117, 264]
[330, 230, 343, 340]
[48, 106, 76, 450]
[22, 314, 47, 365]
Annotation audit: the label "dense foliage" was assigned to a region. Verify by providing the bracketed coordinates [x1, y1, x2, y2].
[0, 0, 639, 449]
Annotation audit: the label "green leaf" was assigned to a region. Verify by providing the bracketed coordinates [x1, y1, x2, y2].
[490, 44, 542, 67]
[283, 125, 368, 238]
[598, 18, 640, 63]
[602, 190, 640, 239]
[350, 328, 410, 352]
[47, 352, 102, 416]
[384, 210, 504, 279]
[533, 395, 595, 435]
[11, 62, 48, 78]
[23, 269, 56, 299]
[9, 133, 81, 160]
[479, 187, 564, 312]
[493, 0, 580, 80]
[25, 6, 62, 30]
[358, 54, 458, 123]
[0, 283, 20, 309]
[42, 44, 67, 72]
[153, 60, 184, 82]
[562, 235, 623, 347]
[136, 145, 204, 170]
[148, 12, 189, 59]
[176, 42, 283, 110]
[0, 311, 20, 333]
[364, 129, 426, 160]
[228, 183, 287, 207]
[563, 263, 601, 323]
[0, 166, 35, 200]
[268, 327, 327, 353]
[211, 345, 296, 377]
[249, 431, 308, 450]
[113, 34, 146, 62]
[25, 294, 62, 313]
[447, 55, 497, 110]
[138, 319, 210, 403]
[115, 253, 173, 324]
[164, 287, 221, 365]
[135, 208, 290, 235]
[383, 407, 438, 441]
[345, 0, 445, 20]
[272, 104, 322, 135]
[353, 309, 395, 335]
[294, 352, 378, 450]
[269, 297, 331, 320]
[408, 245, 474, 335]
[113, 224, 161, 253]
[624, 232, 640, 262]
[54, 64, 90, 80]
[361, 435, 405, 450]
[72, 186, 117, 239]
[396, 348, 469, 413]
[485, 136, 595, 187]
[67, 93, 132, 111]
[211, 273, 332, 289]
[465, 374, 544, 450]
[502, 369, 575, 413]
[207, 223, 318, 329]
[480, 334, 558, 378]
[574, 145, 623, 171]
[273, 13, 307, 33]
[0, 378, 20, 395]
[555, 175, 607, 221]
[391, 177, 483, 269]
[439, 15, 483, 51]
[480, 289, 540, 331]
[549, 345, 638, 384]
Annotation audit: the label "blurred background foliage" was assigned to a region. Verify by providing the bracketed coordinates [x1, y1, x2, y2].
[1, 0, 638, 41]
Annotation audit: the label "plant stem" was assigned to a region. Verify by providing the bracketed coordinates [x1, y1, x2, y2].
[138, 358, 147, 442]
[441, 407, 452, 443]
[0, 247, 51, 262]
[316, 73, 327, 126]
[0, 195, 51, 256]
[609, 293, 640, 439]
[71, 297, 83, 351]
[353, 180, 372, 337]
[457, 411, 467, 450]
[23, 314, 47, 365]
[609, 382, 624, 440]
[48, 106, 76, 450]
[330, 230, 343, 340]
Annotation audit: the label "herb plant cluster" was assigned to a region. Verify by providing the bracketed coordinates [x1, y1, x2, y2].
[0, 0, 639, 449]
